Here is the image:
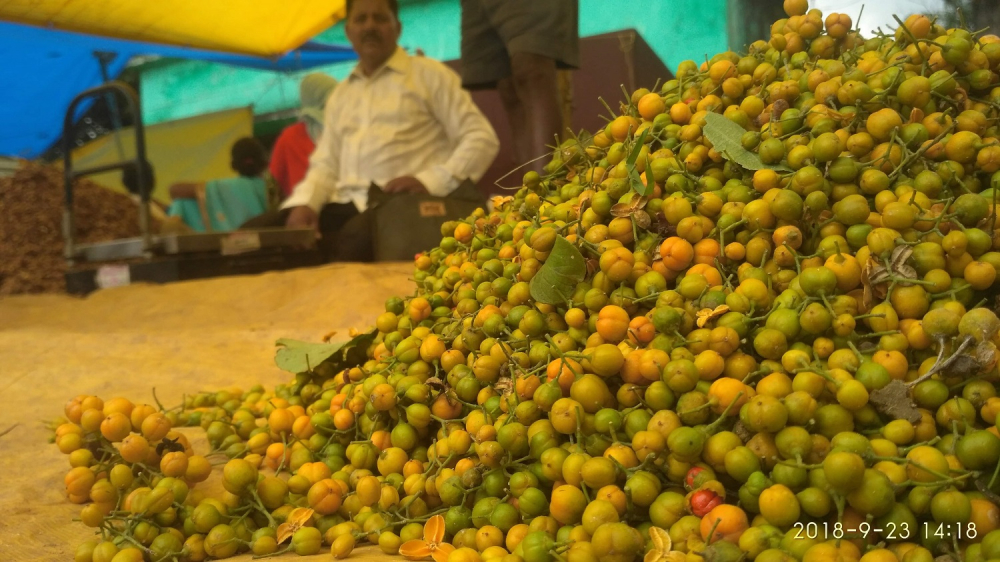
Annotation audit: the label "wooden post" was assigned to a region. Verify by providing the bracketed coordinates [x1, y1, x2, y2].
[557, 70, 574, 140]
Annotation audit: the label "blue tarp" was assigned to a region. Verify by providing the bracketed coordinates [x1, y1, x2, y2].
[0, 21, 356, 159]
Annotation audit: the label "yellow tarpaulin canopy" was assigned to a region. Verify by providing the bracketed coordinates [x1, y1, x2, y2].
[72, 106, 254, 204]
[0, 0, 346, 57]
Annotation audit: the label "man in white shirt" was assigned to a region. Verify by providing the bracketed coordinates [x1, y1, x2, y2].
[281, 0, 500, 261]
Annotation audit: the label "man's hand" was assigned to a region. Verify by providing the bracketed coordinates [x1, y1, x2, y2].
[286, 206, 319, 233]
[383, 176, 429, 195]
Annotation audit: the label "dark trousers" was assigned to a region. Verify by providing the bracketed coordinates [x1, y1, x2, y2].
[240, 203, 373, 262]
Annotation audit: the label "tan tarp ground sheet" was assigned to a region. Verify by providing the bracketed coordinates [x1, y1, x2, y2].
[0, 262, 416, 561]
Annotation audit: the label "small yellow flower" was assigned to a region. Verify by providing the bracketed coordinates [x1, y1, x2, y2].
[685, 534, 707, 556]
[491, 195, 514, 210]
[696, 305, 730, 328]
[645, 526, 686, 562]
[400, 514, 455, 562]
[276, 507, 315, 544]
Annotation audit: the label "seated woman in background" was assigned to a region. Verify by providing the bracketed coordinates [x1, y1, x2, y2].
[168, 137, 270, 232]
[121, 159, 171, 223]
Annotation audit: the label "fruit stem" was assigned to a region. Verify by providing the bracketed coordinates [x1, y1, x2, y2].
[859, 330, 899, 339]
[151, 387, 167, 412]
[704, 515, 722, 545]
[907, 335, 974, 388]
[252, 544, 293, 559]
[249, 488, 277, 527]
[888, 122, 956, 180]
[774, 458, 821, 470]
[900, 437, 940, 457]
[704, 391, 743, 434]
[871, 455, 968, 482]
[988, 454, 1000, 488]
[846, 341, 864, 362]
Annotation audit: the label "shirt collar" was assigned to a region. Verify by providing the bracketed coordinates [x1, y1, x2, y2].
[349, 46, 410, 80]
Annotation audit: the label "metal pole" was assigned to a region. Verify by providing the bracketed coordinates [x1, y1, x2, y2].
[62, 115, 76, 264]
[95, 51, 128, 162]
[62, 82, 154, 264]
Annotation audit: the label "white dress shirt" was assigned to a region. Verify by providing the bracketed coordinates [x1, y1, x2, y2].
[281, 47, 500, 213]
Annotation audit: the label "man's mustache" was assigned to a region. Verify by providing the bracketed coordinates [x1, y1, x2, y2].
[361, 32, 381, 42]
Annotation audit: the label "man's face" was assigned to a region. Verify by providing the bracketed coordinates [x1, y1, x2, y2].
[345, 0, 401, 70]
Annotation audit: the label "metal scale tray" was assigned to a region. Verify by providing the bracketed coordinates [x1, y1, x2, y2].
[72, 228, 317, 262]
[64, 228, 322, 295]
[60, 83, 323, 295]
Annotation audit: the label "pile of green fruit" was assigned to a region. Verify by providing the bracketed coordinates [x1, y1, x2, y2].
[53, 2, 1000, 562]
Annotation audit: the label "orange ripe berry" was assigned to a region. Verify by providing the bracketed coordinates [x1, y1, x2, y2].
[100, 412, 132, 442]
[333, 409, 355, 430]
[700, 504, 749, 543]
[595, 305, 631, 343]
[659, 237, 695, 271]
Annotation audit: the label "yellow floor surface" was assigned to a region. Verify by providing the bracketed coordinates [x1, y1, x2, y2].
[0, 262, 416, 561]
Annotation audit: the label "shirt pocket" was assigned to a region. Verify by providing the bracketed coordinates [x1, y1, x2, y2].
[375, 77, 433, 135]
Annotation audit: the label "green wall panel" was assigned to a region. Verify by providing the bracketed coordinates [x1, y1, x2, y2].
[579, 0, 729, 72]
[141, 0, 729, 125]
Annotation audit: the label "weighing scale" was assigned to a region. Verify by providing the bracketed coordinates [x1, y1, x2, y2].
[61, 82, 322, 295]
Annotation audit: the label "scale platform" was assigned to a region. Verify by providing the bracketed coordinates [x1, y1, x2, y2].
[72, 228, 316, 261]
[64, 228, 323, 295]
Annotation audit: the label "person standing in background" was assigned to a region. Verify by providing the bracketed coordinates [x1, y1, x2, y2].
[459, 0, 579, 173]
[280, 0, 499, 261]
[269, 73, 339, 200]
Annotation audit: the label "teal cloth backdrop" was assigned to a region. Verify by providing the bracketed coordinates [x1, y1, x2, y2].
[140, 0, 730, 125]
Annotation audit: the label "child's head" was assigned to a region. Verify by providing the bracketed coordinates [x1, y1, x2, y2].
[231, 137, 268, 177]
[122, 159, 155, 195]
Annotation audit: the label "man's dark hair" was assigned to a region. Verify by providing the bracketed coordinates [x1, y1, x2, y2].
[230, 137, 268, 178]
[346, 0, 399, 19]
[121, 160, 155, 196]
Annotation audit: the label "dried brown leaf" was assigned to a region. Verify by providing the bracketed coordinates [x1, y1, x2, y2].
[652, 211, 676, 237]
[977, 341, 998, 372]
[732, 420, 752, 443]
[895, 264, 918, 281]
[610, 203, 633, 218]
[890, 245, 912, 272]
[887, 245, 917, 284]
[857, 341, 878, 355]
[426, 377, 448, 393]
[869, 379, 921, 423]
[495, 376, 514, 401]
[634, 210, 651, 230]
[945, 354, 981, 378]
[862, 258, 891, 307]
[861, 259, 875, 289]
[628, 194, 648, 210]
[869, 266, 891, 286]
[771, 99, 790, 119]
[610, 194, 649, 218]
[862, 283, 873, 311]
[574, 191, 593, 216]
